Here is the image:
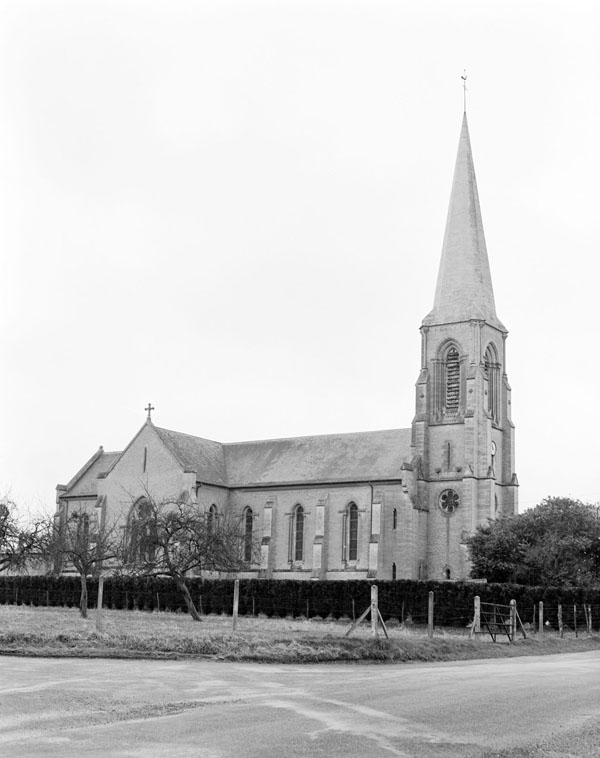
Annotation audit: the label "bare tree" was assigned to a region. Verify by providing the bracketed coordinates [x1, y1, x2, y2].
[121, 492, 261, 620]
[47, 509, 122, 618]
[0, 495, 48, 574]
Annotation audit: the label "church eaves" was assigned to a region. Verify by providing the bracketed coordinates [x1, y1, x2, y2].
[423, 113, 505, 331]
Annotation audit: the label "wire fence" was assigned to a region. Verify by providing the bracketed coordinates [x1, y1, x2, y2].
[1, 576, 599, 633]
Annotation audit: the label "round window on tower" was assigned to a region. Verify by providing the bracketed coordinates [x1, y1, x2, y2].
[439, 489, 459, 514]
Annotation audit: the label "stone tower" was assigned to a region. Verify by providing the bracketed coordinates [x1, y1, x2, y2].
[412, 112, 518, 580]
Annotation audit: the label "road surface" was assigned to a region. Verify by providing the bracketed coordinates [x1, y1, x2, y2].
[1, 652, 599, 757]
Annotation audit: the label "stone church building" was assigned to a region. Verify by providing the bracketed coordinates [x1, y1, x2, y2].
[56, 113, 518, 582]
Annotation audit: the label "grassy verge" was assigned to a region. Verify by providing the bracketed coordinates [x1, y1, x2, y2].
[1, 605, 599, 663]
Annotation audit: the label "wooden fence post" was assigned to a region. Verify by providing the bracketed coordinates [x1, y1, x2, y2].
[232, 579, 239, 631]
[574, 604, 578, 637]
[538, 601, 544, 637]
[558, 604, 563, 638]
[584, 603, 592, 634]
[371, 585, 379, 638]
[510, 599, 517, 642]
[472, 595, 481, 637]
[428, 591, 434, 640]
[96, 576, 105, 633]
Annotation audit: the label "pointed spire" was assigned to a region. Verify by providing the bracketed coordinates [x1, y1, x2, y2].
[423, 113, 504, 330]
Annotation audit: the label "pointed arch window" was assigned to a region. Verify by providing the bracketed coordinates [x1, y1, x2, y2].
[289, 504, 305, 563]
[243, 507, 253, 563]
[78, 512, 90, 543]
[484, 344, 500, 422]
[445, 347, 460, 413]
[127, 498, 156, 564]
[207, 504, 218, 533]
[342, 502, 359, 562]
[435, 344, 462, 419]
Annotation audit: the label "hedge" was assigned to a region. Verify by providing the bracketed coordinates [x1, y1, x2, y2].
[0, 575, 599, 629]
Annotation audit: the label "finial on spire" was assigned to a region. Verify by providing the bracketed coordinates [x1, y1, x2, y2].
[145, 403, 155, 421]
[461, 70, 468, 113]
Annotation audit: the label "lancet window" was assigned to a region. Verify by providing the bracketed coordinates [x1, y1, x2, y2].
[289, 504, 304, 563]
[243, 507, 253, 563]
[484, 344, 500, 422]
[445, 347, 460, 413]
[127, 499, 156, 564]
[78, 512, 90, 543]
[342, 502, 359, 562]
[434, 343, 463, 419]
[207, 503, 217, 533]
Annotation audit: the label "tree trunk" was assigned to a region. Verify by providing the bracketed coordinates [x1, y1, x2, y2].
[79, 574, 88, 618]
[175, 577, 201, 621]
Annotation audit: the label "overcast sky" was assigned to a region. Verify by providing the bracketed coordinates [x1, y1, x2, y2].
[1, 0, 599, 516]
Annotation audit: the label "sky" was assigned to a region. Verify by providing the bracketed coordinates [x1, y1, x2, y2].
[1, 0, 599, 516]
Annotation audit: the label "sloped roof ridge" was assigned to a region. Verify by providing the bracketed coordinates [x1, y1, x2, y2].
[154, 425, 224, 446]
[223, 427, 412, 487]
[61, 449, 124, 496]
[224, 427, 409, 447]
[61, 447, 103, 491]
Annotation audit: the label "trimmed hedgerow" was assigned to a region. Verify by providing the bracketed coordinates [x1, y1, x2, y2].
[0, 575, 599, 629]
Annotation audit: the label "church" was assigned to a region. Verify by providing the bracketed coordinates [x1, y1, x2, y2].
[56, 112, 518, 582]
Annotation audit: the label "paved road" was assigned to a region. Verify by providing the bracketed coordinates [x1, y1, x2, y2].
[1, 652, 599, 757]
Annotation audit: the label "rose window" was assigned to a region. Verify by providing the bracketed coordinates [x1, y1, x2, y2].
[439, 489, 459, 514]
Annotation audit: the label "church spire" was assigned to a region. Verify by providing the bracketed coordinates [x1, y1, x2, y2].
[423, 113, 504, 330]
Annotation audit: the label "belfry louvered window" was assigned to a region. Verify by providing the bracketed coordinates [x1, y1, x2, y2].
[445, 348, 460, 412]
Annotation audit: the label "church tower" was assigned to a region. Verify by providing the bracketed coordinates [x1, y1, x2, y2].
[411, 112, 518, 580]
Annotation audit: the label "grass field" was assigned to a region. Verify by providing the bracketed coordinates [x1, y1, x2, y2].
[1, 604, 599, 663]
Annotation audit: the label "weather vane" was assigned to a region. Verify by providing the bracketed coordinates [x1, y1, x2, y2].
[461, 70, 468, 112]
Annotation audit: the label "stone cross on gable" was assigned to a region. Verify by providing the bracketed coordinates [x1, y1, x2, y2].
[145, 403, 155, 421]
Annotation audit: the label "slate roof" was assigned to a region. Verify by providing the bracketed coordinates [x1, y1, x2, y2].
[154, 426, 228, 486]
[61, 426, 413, 494]
[62, 450, 122, 497]
[423, 113, 505, 330]
[223, 428, 412, 487]
[154, 426, 411, 487]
